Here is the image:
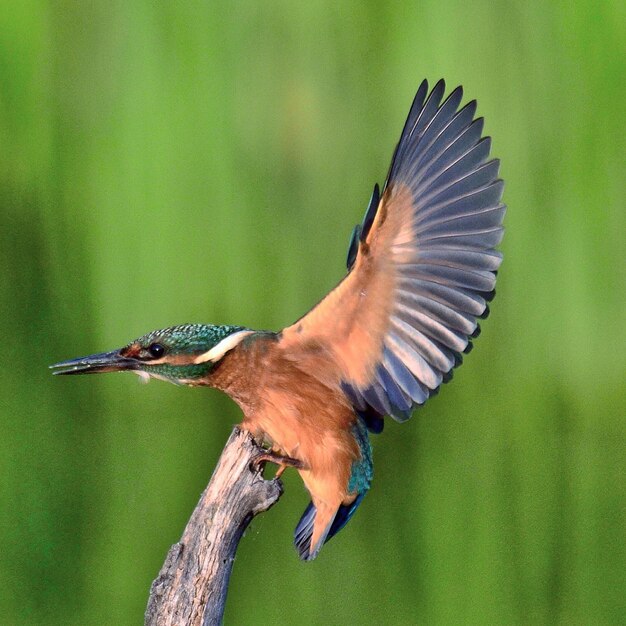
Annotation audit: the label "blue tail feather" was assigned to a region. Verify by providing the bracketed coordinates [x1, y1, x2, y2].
[327, 492, 367, 540]
[294, 494, 367, 561]
[294, 501, 319, 561]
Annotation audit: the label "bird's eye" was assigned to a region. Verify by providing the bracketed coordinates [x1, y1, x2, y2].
[148, 343, 165, 358]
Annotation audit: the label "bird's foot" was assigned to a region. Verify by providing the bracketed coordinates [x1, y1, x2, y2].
[251, 451, 304, 478]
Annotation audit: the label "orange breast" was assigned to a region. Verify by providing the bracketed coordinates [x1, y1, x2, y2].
[246, 353, 358, 505]
[210, 334, 361, 507]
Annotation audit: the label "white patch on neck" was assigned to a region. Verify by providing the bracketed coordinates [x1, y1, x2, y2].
[193, 330, 253, 364]
[135, 369, 181, 386]
[135, 371, 151, 384]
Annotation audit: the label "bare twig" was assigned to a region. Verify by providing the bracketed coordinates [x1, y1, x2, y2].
[145, 426, 284, 626]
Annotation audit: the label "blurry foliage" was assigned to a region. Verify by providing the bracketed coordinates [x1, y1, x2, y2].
[0, 1, 624, 624]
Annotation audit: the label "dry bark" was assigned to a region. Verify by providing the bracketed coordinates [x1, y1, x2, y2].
[145, 426, 283, 626]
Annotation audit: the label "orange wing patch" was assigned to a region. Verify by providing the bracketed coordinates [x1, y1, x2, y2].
[281, 184, 414, 388]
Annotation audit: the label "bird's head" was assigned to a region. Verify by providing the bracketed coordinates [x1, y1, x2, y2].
[50, 323, 252, 385]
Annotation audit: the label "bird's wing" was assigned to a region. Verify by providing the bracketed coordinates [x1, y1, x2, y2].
[280, 80, 505, 422]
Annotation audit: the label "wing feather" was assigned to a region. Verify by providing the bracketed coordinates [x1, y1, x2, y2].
[280, 80, 504, 421]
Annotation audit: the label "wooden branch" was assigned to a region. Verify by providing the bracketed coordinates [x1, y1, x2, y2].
[145, 426, 284, 626]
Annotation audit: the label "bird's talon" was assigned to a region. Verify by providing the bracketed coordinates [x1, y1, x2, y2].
[251, 452, 303, 476]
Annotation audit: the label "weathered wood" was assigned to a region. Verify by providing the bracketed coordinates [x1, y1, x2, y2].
[145, 426, 284, 626]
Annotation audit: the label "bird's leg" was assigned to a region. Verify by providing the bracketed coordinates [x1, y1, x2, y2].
[251, 450, 304, 477]
[274, 464, 288, 479]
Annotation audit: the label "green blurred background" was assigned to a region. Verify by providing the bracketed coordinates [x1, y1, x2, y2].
[1, 1, 624, 624]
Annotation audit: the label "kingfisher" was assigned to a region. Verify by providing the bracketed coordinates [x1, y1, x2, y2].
[51, 80, 505, 561]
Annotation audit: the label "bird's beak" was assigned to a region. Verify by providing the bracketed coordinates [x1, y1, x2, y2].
[50, 350, 137, 376]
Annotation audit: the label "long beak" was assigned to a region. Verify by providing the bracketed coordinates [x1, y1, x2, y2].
[50, 350, 138, 376]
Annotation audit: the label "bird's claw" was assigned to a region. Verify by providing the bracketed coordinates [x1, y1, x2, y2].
[251, 451, 304, 477]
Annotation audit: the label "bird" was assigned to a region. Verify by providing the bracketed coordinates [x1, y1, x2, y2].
[51, 79, 505, 561]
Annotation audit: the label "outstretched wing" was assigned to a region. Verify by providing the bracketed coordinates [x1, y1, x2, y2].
[280, 79, 505, 422]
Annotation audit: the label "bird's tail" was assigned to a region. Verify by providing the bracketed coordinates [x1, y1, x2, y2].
[294, 493, 367, 561]
[294, 415, 373, 561]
